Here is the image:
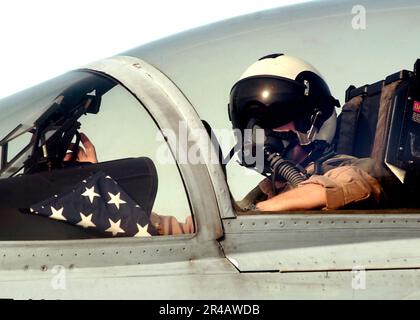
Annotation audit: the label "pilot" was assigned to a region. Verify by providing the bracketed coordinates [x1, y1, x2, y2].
[64, 132, 194, 235]
[229, 54, 389, 212]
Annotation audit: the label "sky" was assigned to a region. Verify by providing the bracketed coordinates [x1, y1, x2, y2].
[0, 0, 311, 99]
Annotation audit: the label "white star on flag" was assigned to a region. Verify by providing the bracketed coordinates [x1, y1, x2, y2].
[50, 207, 67, 221]
[105, 219, 125, 236]
[77, 213, 96, 229]
[82, 186, 100, 203]
[107, 192, 126, 209]
[134, 224, 151, 238]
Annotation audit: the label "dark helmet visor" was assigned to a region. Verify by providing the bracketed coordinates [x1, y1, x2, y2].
[229, 76, 308, 130]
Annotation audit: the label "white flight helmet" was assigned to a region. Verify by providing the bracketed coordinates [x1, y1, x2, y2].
[229, 54, 339, 147]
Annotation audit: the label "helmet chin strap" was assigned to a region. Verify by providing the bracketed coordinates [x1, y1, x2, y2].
[296, 109, 337, 170]
[295, 131, 311, 146]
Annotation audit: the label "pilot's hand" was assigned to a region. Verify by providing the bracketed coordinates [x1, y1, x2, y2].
[63, 132, 98, 164]
[259, 178, 286, 199]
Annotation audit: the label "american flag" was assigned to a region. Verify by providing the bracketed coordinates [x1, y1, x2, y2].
[29, 172, 156, 237]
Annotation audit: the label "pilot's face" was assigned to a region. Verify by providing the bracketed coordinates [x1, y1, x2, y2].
[272, 121, 308, 164]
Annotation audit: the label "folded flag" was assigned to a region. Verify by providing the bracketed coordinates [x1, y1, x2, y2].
[29, 171, 155, 237]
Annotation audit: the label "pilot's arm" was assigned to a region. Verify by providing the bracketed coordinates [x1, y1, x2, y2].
[256, 166, 383, 212]
[150, 213, 194, 235]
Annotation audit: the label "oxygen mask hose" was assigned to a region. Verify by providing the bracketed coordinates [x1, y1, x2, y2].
[266, 151, 307, 189]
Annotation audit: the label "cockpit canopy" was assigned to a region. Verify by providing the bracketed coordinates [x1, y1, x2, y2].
[0, 71, 117, 178]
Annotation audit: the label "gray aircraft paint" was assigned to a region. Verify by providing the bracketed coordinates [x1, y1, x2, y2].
[0, 0, 419, 299]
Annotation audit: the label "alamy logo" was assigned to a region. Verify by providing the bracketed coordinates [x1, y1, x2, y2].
[51, 265, 66, 290]
[155, 121, 265, 172]
[352, 5, 367, 30]
[351, 266, 366, 290]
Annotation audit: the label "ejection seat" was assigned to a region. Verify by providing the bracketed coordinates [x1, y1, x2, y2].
[334, 59, 420, 208]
